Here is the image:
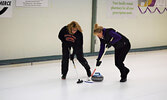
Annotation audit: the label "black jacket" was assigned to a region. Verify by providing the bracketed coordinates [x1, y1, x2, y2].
[58, 26, 83, 48]
[101, 28, 130, 49]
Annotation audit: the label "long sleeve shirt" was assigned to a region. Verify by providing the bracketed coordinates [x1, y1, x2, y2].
[58, 26, 83, 48]
[97, 28, 129, 60]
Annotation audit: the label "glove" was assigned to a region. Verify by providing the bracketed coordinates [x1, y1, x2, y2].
[106, 43, 112, 48]
[70, 54, 74, 61]
[96, 59, 102, 67]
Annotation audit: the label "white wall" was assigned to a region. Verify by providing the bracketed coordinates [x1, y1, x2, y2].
[95, 0, 167, 52]
[1, 0, 167, 61]
[0, 0, 92, 60]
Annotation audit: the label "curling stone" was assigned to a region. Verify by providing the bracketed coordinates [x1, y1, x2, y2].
[91, 72, 104, 82]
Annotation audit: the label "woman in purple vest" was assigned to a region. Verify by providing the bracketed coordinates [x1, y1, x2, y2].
[94, 24, 131, 82]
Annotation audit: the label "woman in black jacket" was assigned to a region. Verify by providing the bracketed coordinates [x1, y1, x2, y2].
[58, 21, 91, 79]
[94, 24, 131, 82]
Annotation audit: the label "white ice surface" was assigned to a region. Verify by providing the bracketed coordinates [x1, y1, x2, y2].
[0, 50, 167, 100]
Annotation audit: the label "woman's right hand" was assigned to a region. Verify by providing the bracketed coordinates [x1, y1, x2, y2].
[96, 60, 102, 67]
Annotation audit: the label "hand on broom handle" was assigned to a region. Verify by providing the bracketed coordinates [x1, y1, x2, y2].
[90, 47, 108, 77]
[90, 37, 113, 77]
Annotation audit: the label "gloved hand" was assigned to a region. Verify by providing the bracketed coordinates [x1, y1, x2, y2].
[96, 59, 102, 67]
[70, 54, 74, 61]
[106, 43, 112, 48]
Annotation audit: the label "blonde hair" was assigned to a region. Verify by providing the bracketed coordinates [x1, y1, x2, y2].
[93, 24, 103, 35]
[67, 21, 82, 33]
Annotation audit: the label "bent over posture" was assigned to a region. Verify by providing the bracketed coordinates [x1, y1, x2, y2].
[58, 21, 91, 79]
[94, 24, 131, 82]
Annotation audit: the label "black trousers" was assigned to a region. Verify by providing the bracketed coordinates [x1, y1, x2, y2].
[114, 40, 131, 75]
[61, 44, 90, 76]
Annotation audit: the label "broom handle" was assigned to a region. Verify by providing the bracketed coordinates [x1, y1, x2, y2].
[90, 37, 113, 77]
[90, 47, 108, 77]
[98, 37, 113, 62]
[69, 48, 80, 80]
[99, 47, 108, 61]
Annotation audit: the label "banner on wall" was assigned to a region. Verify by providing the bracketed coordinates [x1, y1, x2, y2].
[0, 0, 12, 18]
[138, 0, 167, 14]
[155, 0, 167, 7]
[107, 0, 137, 18]
[138, 0, 167, 7]
[16, 0, 48, 7]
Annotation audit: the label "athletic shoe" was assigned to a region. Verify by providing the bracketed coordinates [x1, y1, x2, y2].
[120, 68, 130, 82]
[61, 75, 66, 80]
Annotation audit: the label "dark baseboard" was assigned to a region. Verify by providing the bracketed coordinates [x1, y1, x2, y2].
[0, 45, 167, 66]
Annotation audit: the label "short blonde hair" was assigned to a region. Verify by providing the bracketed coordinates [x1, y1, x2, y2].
[93, 24, 103, 35]
[67, 21, 82, 33]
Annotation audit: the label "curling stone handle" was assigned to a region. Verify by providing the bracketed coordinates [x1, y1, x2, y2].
[95, 72, 101, 75]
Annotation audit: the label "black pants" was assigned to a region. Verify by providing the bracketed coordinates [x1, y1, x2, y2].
[114, 40, 131, 76]
[61, 44, 90, 76]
